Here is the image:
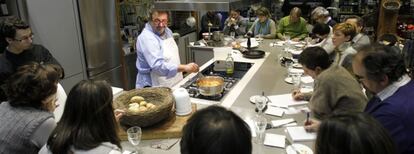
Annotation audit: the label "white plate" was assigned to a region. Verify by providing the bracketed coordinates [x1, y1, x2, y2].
[292, 63, 302, 68]
[286, 144, 313, 154]
[294, 44, 305, 48]
[290, 50, 302, 55]
[289, 68, 304, 74]
[284, 76, 314, 84]
[249, 95, 268, 104]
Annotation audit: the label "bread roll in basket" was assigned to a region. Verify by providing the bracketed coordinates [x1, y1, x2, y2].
[114, 87, 174, 128]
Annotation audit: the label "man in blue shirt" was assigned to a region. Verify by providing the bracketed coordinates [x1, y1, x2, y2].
[136, 10, 199, 88]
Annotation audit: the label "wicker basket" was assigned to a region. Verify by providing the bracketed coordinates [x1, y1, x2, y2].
[114, 87, 174, 128]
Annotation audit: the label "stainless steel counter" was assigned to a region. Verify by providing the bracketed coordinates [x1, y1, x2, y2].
[121, 39, 314, 154]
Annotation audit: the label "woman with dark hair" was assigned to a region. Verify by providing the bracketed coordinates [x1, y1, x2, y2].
[0, 63, 61, 153]
[315, 112, 397, 154]
[39, 80, 122, 154]
[309, 23, 335, 54]
[180, 105, 252, 154]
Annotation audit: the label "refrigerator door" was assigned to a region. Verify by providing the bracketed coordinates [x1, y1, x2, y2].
[77, 0, 122, 77]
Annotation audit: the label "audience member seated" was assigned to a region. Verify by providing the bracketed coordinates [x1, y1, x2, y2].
[315, 112, 397, 154]
[247, 7, 276, 39]
[292, 47, 367, 119]
[180, 105, 252, 154]
[311, 6, 337, 27]
[200, 11, 221, 38]
[276, 7, 309, 41]
[39, 80, 123, 154]
[344, 15, 371, 50]
[352, 44, 414, 154]
[0, 63, 61, 153]
[309, 23, 335, 54]
[223, 9, 246, 37]
[331, 23, 357, 71]
[0, 16, 64, 102]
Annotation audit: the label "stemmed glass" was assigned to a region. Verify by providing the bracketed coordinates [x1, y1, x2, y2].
[127, 126, 142, 154]
[255, 95, 267, 115]
[254, 115, 267, 144]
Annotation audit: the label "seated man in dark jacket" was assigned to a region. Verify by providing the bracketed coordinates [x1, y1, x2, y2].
[0, 17, 64, 102]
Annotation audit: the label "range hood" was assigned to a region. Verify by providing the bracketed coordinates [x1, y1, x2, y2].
[154, 0, 245, 11]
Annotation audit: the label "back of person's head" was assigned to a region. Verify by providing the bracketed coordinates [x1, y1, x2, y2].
[311, 6, 329, 19]
[6, 62, 61, 109]
[333, 23, 356, 39]
[356, 44, 406, 83]
[180, 105, 252, 154]
[46, 80, 121, 154]
[344, 15, 364, 28]
[0, 16, 30, 52]
[299, 47, 332, 70]
[312, 23, 331, 36]
[256, 7, 270, 17]
[315, 112, 397, 154]
[378, 33, 398, 46]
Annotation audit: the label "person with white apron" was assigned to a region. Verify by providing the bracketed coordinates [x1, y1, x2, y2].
[135, 10, 199, 88]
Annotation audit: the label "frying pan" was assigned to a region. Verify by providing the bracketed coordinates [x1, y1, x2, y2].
[240, 49, 265, 59]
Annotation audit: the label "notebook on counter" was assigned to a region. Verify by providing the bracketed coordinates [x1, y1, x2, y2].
[286, 126, 316, 142]
[268, 94, 308, 108]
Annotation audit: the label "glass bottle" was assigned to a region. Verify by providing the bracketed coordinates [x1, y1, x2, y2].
[226, 53, 234, 76]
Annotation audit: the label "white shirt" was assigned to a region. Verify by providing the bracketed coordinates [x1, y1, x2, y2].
[377, 75, 411, 101]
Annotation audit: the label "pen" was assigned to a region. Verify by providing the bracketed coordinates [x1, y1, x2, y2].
[305, 112, 311, 126]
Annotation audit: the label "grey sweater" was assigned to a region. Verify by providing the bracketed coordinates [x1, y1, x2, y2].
[0, 102, 53, 154]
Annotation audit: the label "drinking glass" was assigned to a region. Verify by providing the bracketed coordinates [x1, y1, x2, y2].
[285, 61, 293, 77]
[127, 126, 142, 153]
[291, 72, 302, 89]
[255, 95, 267, 115]
[254, 115, 267, 144]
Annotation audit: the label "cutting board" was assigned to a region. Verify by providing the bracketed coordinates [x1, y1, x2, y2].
[118, 104, 197, 140]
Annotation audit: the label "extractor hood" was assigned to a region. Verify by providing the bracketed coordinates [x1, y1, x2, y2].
[154, 0, 245, 11]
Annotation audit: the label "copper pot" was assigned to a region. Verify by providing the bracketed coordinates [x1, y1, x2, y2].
[196, 76, 224, 96]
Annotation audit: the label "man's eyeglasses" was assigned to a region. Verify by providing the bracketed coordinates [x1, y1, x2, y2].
[14, 33, 34, 42]
[153, 19, 168, 25]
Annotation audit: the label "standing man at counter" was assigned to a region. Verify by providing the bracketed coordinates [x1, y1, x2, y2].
[135, 10, 199, 88]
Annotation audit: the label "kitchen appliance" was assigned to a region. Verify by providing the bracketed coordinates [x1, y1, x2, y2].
[181, 61, 252, 101]
[197, 76, 225, 96]
[6, 0, 124, 91]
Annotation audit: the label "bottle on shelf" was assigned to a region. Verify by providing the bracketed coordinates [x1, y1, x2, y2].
[225, 52, 234, 76]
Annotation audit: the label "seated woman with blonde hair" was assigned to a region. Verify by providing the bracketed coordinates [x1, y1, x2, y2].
[0, 62, 61, 153]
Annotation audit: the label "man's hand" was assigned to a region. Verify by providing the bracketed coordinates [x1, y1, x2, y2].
[292, 89, 305, 101]
[184, 63, 199, 73]
[304, 118, 321, 132]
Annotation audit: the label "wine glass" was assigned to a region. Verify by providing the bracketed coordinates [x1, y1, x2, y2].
[255, 95, 267, 115]
[127, 126, 142, 154]
[254, 115, 267, 144]
[285, 61, 293, 77]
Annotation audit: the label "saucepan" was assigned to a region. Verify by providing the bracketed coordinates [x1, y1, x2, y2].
[197, 76, 224, 96]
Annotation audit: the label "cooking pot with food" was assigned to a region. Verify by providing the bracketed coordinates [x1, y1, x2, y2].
[197, 76, 224, 96]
